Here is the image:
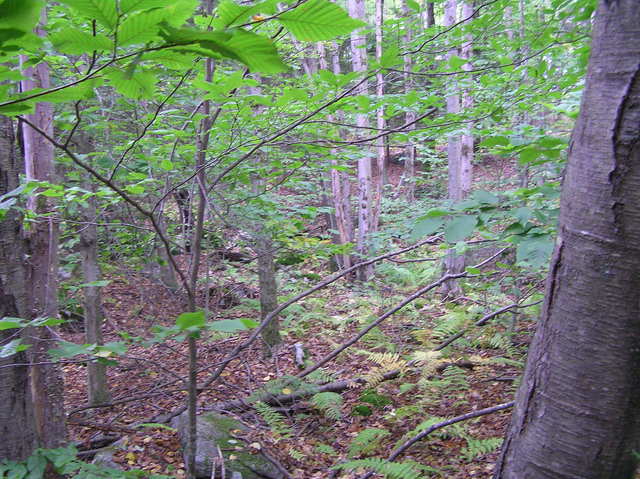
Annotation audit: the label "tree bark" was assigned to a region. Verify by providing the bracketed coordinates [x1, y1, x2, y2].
[19, 13, 66, 448]
[441, 0, 466, 297]
[495, 1, 640, 477]
[348, 0, 375, 281]
[402, 0, 417, 203]
[318, 41, 354, 271]
[0, 115, 36, 462]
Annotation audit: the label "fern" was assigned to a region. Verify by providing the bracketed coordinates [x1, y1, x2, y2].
[461, 437, 503, 461]
[334, 458, 422, 479]
[363, 352, 408, 388]
[312, 391, 343, 420]
[288, 448, 305, 461]
[347, 428, 391, 458]
[395, 416, 467, 449]
[420, 365, 469, 398]
[306, 367, 338, 384]
[253, 401, 292, 439]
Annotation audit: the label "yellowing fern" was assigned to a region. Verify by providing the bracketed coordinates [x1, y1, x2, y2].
[363, 352, 408, 388]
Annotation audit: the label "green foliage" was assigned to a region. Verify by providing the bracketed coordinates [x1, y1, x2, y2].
[333, 458, 423, 479]
[276, 0, 365, 41]
[0, 445, 171, 478]
[461, 437, 503, 462]
[253, 401, 293, 439]
[311, 391, 343, 420]
[347, 428, 391, 458]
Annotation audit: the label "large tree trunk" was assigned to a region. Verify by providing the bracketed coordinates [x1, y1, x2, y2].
[19, 15, 66, 448]
[494, 1, 640, 477]
[0, 115, 36, 461]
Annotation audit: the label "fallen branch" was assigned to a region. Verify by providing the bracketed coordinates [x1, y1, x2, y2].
[354, 401, 515, 479]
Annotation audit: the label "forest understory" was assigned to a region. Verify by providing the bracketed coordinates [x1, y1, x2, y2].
[61, 160, 532, 479]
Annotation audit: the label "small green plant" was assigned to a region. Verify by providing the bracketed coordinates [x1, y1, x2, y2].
[311, 391, 343, 420]
[347, 428, 391, 458]
[253, 401, 293, 439]
[461, 437, 503, 461]
[0, 445, 171, 479]
[333, 457, 425, 479]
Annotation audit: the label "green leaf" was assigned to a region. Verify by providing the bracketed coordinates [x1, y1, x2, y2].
[472, 190, 499, 205]
[215, 0, 277, 28]
[379, 45, 400, 68]
[225, 29, 287, 73]
[175, 311, 206, 331]
[118, 8, 168, 46]
[0, 338, 30, 358]
[406, 0, 420, 11]
[0, 0, 43, 46]
[119, 0, 174, 14]
[209, 318, 258, 332]
[0, 318, 24, 330]
[445, 215, 477, 243]
[512, 206, 533, 225]
[59, 0, 118, 30]
[105, 68, 157, 99]
[479, 136, 510, 147]
[516, 236, 554, 268]
[49, 28, 112, 54]
[277, 0, 365, 41]
[466, 267, 482, 274]
[49, 341, 95, 358]
[410, 217, 444, 240]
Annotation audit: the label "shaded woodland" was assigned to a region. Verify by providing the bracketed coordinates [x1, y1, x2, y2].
[2, 0, 640, 478]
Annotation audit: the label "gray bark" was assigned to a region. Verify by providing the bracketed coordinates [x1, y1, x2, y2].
[318, 41, 354, 271]
[495, 1, 640, 477]
[20, 15, 66, 448]
[441, 0, 466, 297]
[348, 0, 375, 281]
[73, 134, 111, 406]
[0, 115, 36, 461]
[402, 0, 417, 203]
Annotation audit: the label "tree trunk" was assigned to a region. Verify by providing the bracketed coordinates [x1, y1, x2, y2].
[0, 115, 36, 462]
[318, 41, 354, 271]
[348, 0, 375, 281]
[402, 0, 416, 203]
[19, 14, 66, 448]
[495, 1, 640, 477]
[441, 0, 466, 297]
[256, 234, 281, 355]
[71, 134, 111, 406]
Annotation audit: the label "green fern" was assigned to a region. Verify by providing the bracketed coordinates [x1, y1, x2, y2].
[311, 391, 343, 420]
[333, 458, 422, 479]
[306, 367, 338, 384]
[288, 448, 305, 461]
[347, 428, 391, 458]
[253, 401, 292, 439]
[395, 416, 467, 449]
[461, 437, 503, 461]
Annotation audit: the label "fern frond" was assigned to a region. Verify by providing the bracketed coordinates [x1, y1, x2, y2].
[288, 448, 305, 461]
[363, 352, 408, 388]
[334, 458, 422, 479]
[395, 416, 467, 449]
[347, 428, 391, 458]
[461, 437, 503, 461]
[311, 391, 343, 420]
[306, 367, 338, 384]
[253, 401, 292, 439]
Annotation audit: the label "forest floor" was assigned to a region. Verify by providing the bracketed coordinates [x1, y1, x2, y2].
[61, 265, 530, 479]
[60, 157, 532, 478]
